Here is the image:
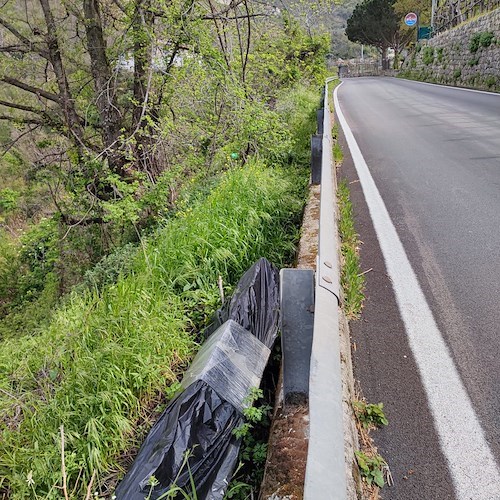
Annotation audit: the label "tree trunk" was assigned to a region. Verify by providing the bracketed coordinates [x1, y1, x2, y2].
[132, 0, 154, 129]
[39, 0, 85, 150]
[83, 0, 122, 152]
[131, 1, 161, 176]
[381, 46, 389, 70]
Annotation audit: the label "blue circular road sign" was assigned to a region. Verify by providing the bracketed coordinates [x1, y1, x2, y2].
[405, 12, 418, 26]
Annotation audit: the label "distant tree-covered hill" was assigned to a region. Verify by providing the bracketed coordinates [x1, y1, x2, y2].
[278, 0, 368, 59]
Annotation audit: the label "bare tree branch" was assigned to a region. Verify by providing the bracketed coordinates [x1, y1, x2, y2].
[0, 124, 40, 156]
[0, 16, 49, 59]
[0, 98, 68, 131]
[0, 98, 46, 114]
[201, 12, 266, 20]
[208, 0, 231, 69]
[1, 76, 60, 103]
[0, 114, 44, 125]
[39, 0, 85, 145]
[198, 0, 247, 19]
[0, 44, 30, 53]
[234, 1, 245, 76]
[243, 0, 252, 81]
[112, 0, 127, 13]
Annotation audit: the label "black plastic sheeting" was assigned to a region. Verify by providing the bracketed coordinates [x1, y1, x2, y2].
[216, 257, 280, 347]
[115, 258, 280, 499]
[115, 380, 242, 499]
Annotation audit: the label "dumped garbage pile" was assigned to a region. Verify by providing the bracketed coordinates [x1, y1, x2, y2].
[115, 258, 280, 499]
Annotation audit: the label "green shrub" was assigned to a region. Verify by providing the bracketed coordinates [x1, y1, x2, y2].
[470, 32, 495, 53]
[81, 243, 139, 291]
[353, 401, 389, 429]
[0, 122, 10, 144]
[355, 451, 387, 488]
[0, 188, 19, 213]
[0, 219, 62, 340]
[230, 387, 272, 494]
[275, 85, 320, 165]
[17, 218, 59, 300]
[422, 47, 435, 65]
[0, 230, 20, 311]
[479, 32, 495, 48]
[436, 47, 444, 63]
[485, 76, 496, 88]
[453, 68, 462, 79]
[469, 33, 481, 53]
[1, 149, 23, 170]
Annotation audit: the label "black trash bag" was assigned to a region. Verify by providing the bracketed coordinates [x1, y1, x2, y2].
[115, 380, 243, 500]
[216, 257, 280, 348]
[116, 259, 281, 499]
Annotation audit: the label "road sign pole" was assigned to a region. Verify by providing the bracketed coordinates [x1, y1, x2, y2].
[404, 11, 419, 44]
[416, 11, 420, 44]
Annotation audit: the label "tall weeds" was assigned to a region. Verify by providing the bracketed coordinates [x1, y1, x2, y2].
[0, 162, 306, 498]
[338, 179, 365, 319]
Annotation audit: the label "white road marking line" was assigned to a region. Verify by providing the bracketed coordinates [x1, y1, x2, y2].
[334, 81, 500, 500]
[397, 77, 500, 96]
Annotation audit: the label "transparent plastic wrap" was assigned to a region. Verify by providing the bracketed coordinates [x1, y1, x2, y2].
[216, 257, 280, 348]
[181, 320, 271, 412]
[115, 380, 242, 500]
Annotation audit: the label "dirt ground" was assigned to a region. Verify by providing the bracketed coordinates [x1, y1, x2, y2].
[259, 186, 320, 499]
[260, 391, 310, 499]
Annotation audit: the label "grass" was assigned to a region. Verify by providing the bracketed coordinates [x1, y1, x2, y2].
[352, 401, 388, 430]
[332, 123, 343, 164]
[0, 161, 307, 498]
[352, 397, 392, 496]
[337, 179, 365, 319]
[333, 142, 343, 163]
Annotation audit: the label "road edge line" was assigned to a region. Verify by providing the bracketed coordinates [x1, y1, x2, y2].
[396, 77, 500, 96]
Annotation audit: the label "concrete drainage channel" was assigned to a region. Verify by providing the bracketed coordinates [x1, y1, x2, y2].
[262, 78, 358, 499]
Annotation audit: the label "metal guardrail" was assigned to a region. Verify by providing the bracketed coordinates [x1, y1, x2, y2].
[303, 78, 347, 500]
[434, 0, 500, 34]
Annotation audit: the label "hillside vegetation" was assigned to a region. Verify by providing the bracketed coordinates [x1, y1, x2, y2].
[0, 160, 311, 498]
[0, 0, 327, 497]
[0, 0, 327, 336]
[281, 0, 365, 59]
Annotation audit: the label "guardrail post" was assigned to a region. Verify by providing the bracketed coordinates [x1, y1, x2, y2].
[317, 108, 324, 135]
[280, 269, 315, 403]
[311, 134, 323, 185]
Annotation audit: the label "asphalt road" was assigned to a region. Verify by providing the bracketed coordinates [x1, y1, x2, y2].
[336, 77, 500, 499]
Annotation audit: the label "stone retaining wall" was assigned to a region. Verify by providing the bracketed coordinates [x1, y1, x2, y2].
[400, 8, 499, 92]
